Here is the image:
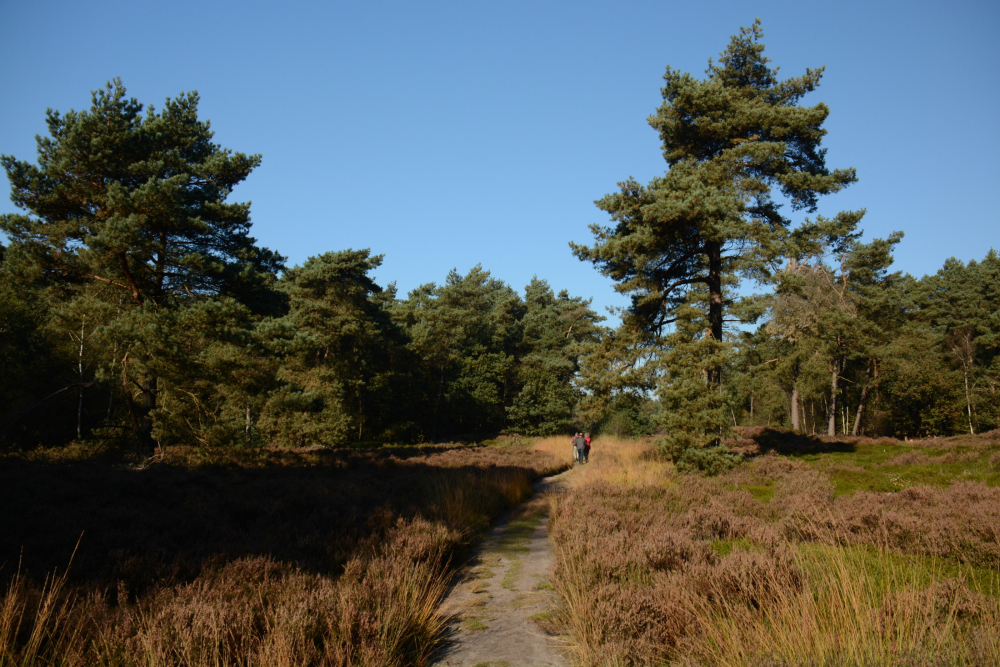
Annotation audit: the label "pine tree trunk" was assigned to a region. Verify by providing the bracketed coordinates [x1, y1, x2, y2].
[963, 365, 974, 435]
[851, 361, 875, 436]
[790, 367, 800, 431]
[137, 374, 157, 451]
[124, 371, 157, 453]
[826, 358, 839, 437]
[76, 319, 85, 440]
[706, 240, 723, 387]
[852, 383, 869, 436]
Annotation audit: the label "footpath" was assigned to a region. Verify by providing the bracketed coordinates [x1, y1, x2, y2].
[429, 468, 573, 667]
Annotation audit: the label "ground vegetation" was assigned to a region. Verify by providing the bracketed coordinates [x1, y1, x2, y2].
[0, 441, 567, 665]
[548, 431, 1000, 666]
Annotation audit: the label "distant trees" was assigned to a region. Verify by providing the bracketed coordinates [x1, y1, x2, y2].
[764, 231, 904, 436]
[394, 269, 602, 440]
[2, 74, 993, 451]
[506, 278, 604, 435]
[727, 249, 999, 438]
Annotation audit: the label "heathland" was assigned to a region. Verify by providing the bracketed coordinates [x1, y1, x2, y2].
[0, 439, 567, 665]
[3, 431, 997, 665]
[549, 430, 1000, 666]
[2, 18, 1000, 667]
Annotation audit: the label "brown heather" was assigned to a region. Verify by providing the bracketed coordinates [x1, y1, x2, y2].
[549, 433, 1000, 666]
[0, 442, 566, 666]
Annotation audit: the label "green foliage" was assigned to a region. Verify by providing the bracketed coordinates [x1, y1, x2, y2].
[395, 270, 602, 441]
[591, 394, 656, 437]
[1, 80, 283, 450]
[724, 247, 1000, 439]
[506, 278, 603, 435]
[0, 79, 283, 309]
[0, 82, 606, 452]
[791, 439, 1000, 497]
[259, 250, 407, 447]
[575, 20, 863, 455]
[573, 20, 856, 346]
[654, 298, 733, 449]
[673, 446, 742, 476]
[4, 73, 996, 452]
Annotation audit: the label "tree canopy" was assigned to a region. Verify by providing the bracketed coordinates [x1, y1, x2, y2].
[573, 20, 858, 366]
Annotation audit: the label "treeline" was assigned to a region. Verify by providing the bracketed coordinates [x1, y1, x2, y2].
[4, 28, 998, 455]
[729, 249, 1000, 437]
[0, 81, 601, 451]
[576, 247, 1000, 442]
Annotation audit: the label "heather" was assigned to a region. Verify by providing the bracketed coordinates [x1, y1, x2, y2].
[0, 441, 566, 665]
[548, 432, 1000, 666]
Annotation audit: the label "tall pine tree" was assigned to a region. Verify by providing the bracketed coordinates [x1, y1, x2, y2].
[1, 80, 282, 449]
[572, 20, 858, 389]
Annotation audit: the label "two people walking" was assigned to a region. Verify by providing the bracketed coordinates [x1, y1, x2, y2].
[572, 432, 591, 464]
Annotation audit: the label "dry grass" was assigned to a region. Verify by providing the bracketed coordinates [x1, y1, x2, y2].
[685, 545, 999, 666]
[533, 435, 672, 488]
[548, 434, 1000, 666]
[531, 435, 577, 467]
[0, 442, 567, 666]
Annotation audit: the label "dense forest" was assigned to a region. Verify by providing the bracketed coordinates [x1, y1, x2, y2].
[1, 26, 997, 455]
[0, 81, 604, 450]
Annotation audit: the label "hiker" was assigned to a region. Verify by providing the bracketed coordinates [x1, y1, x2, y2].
[572, 432, 586, 464]
[583, 433, 591, 463]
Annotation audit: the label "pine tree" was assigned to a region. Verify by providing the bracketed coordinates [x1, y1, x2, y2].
[259, 249, 407, 447]
[506, 278, 603, 435]
[1, 80, 282, 449]
[572, 20, 858, 390]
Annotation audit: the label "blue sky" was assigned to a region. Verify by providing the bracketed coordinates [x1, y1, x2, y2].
[2, 0, 997, 321]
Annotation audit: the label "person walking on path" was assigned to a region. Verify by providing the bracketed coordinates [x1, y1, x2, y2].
[572, 433, 586, 464]
[583, 433, 591, 463]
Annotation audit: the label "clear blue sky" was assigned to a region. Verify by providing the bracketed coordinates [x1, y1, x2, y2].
[2, 0, 997, 321]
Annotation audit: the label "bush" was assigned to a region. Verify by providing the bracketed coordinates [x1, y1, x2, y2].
[657, 433, 742, 476]
[675, 446, 742, 476]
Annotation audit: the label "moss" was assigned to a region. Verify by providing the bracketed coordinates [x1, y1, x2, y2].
[463, 616, 488, 633]
[496, 512, 543, 556]
[740, 483, 775, 503]
[501, 558, 523, 590]
[710, 538, 757, 557]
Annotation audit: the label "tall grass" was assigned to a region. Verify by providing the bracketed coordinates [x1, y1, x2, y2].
[532, 435, 670, 488]
[686, 544, 1000, 666]
[531, 435, 577, 467]
[0, 564, 87, 667]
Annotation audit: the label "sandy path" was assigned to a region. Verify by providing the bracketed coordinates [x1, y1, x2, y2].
[429, 469, 573, 667]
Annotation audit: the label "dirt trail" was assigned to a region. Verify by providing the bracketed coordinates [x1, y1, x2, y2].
[429, 468, 574, 667]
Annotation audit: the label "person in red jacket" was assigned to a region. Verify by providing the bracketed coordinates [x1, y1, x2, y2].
[583, 433, 592, 463]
